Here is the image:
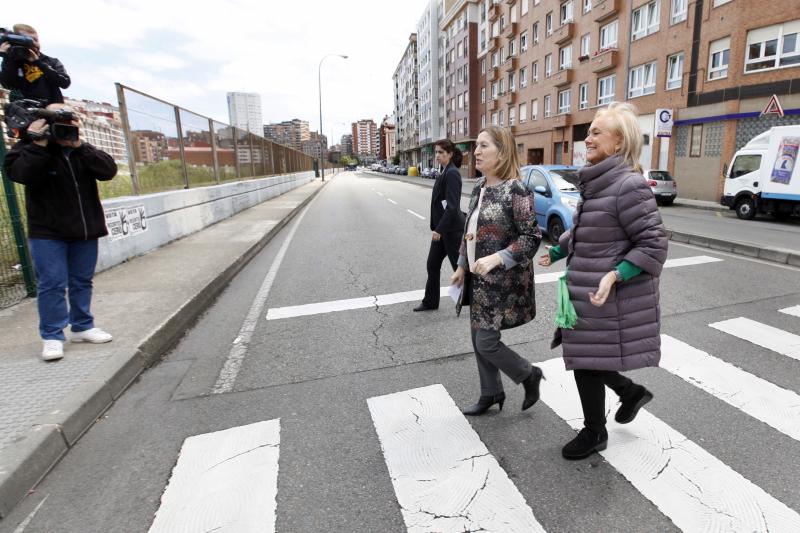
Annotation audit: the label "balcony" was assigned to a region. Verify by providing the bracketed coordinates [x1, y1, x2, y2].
[488, 66, 499, 81]
[553, 22, 574, 45]
[488, 37, 500, 51]
[590, 48, 619, 73]
[552, 113, 572, 128]
[489, 4, 501, 21]
[553, 68, 574, 88]
[503, 22, 518, 38]
[593, 0, 620, 22]
[504, 56, 518, 72]
[507, 90, 519, 104]
[489, 98, 499, 112]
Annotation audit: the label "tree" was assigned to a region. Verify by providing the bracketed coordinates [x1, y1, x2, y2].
[392, 155, 400, 165]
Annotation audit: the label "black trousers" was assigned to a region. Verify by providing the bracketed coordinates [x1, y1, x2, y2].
[573, 369, 634, 434]
[422, 231, 461, 308]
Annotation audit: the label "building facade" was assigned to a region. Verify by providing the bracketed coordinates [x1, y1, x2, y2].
[226, 92, 263, 136]
[379, 115, 397, 161]
[264, 119, 310, 152]
[352, 119, 378, 156]
[340, 134, 354, 156]
[394, 34, 421, 166]
[418, 0, 444, 168]
[64, 98, 128, 163]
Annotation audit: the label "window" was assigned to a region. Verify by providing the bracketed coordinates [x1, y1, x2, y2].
[600, 19, 619, 49]
[559, 45, 573, 70]
[509, 72, 516, 92]
[511, 3, 518, 23]
[628, 62, 657, 97]
[481, 114, 486, 128]
[578, 82, 588, 109]
[499, 79, 505, 94]
[458, 93, 464, 109]
[544, 94, 552, 117]
[546, 12, 553, 35]
[509, 106, 517, 126]
[598, 74, 615, 104]
[522, 0, 529, 16]
[532, 99, 539, 120]
[583, 0, 591, 13]
[690, 124, 703, 157]
[729, 154, 762, 177]
[481, 87, 486, 103]
[560, 1, 574, 24]
[580, 34, 591, 57]
[631, 1, 660, 41]
[521, 31, 529, 52]
[533, 22, 540, 44]
[520, 66, 528, 87]
[492, 52, 499, 68]
[509, 39, 517, 57]
[491, 112, 498, 125]
[532, 61, 539, 81]
[492, 81, 498, 99]
[745, 21, 800, 72]
[558, 89, 571, 114]
[667, 52, 684, 89]
[457, 41, 464, 58]
[708, 37, 730, 79]
[499, 110, 504, 126]
[713, 0, 732, 5]
[545, 53, 553, 77]
[671, 0, 687, 24]
[481, 58, 486, 74]
[520, 102, 528, 123]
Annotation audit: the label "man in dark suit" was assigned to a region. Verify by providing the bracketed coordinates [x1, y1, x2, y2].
[414, 140, 465, 311]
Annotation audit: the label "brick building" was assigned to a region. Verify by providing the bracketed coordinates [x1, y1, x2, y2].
[351, 119, 378, 156]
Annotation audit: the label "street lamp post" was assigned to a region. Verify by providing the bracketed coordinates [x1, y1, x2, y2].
[318, 54, 348, 181]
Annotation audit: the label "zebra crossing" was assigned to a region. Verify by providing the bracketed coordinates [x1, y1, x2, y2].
[147, 304, 800, 532]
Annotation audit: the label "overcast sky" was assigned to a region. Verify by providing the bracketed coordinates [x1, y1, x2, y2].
[5, 0, 429, 144]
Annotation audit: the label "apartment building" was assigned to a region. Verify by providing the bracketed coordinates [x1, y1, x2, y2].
[351, 119, 378, 156]
[379, 115, 397, 160]
[394, 34, 420, 166]
[264, 119, 310, 152]
[64, 98, 128, 163]
[418, 1, 444, 168]
[226, 92, 263, 136]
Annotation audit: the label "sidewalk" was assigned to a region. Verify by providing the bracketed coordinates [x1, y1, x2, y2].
[0, 176, 330, 518]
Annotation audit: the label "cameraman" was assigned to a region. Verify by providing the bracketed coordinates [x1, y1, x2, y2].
[0, 23, 70, 104]
[4, 104, 117, 361]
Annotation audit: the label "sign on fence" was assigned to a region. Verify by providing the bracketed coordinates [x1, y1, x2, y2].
[105, 205, 148, 242]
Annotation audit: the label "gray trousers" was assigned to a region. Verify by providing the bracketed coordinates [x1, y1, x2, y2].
[471, 328, 533, 396]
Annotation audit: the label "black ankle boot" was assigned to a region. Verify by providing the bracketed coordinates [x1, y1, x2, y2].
[562, 427, 608, 460]
[615, 384, 653, 424]
[521, 366, 545, 411]
[461, 392, 506, 416]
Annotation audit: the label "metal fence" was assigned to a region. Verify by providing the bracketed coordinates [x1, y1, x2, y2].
[0, 84, 325, 308]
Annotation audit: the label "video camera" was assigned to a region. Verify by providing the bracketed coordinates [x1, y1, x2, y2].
[3, 99, 79, 142]
[0, 28, 35, 62]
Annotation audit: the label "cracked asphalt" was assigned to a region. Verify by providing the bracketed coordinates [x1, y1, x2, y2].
[4, 172, 800, 532]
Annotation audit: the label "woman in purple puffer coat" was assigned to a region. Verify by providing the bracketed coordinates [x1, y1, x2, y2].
[538, 102, 668, 460]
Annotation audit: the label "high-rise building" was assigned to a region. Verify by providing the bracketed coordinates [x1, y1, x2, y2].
[226, 92, 263, 136]
[264, 119, 310, 151]
[417, 0, 443, 168]
[301, 131, 327, 160]
[351, 119, 378, 156]
[393, 34, 420, 166]
[340, 134, 354, 155]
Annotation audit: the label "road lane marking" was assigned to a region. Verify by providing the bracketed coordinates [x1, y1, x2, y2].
[367, 385, 546, 533]
[377, 192, 384, 196]
[661, 334, 800, 441]
[406, 209, 426, 220]
[538, 358, 800, 532]
[12, 495, 48, 533]
[212, 200, 315, 394]
[388, 198, 398, 205]
[779, 305, 800, 318]
[265, 255, 723, 320]
[709, 317, 800, 361]
[149, 420, 280, 533]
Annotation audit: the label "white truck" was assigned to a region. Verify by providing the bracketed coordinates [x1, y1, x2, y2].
[721, 125, 800, 220]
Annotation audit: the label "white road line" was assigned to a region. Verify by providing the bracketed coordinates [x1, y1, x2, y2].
[388, 198, 398, 205]
[212, 201, 314, 394]
[661, 334, 800, 442]
[779, 305, 800, 318]
[148, 420, 280, 533]
[12, 495, 48, 533]
[709, 317, 800, 361]
[661, 255, 723, 268]
[367, 385, 546, 533]
[377, 191, 384, 196]
[537, 358, 800, 532]
[406, 209, 426, 220]
[266, 255, 722, 320]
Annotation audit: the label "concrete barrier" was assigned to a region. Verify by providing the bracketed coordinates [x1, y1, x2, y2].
[96, 171, 315, 272]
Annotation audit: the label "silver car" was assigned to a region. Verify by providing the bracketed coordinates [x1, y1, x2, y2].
[645, 170, 677, 206]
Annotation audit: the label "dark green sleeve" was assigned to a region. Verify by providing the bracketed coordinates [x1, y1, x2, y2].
[549, 245, 567, 262]
[615, 260, 643, 281]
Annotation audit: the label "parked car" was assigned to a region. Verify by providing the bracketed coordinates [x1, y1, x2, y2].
[421, 167, 431, 178]
[521, 165, 581, 243]
[645, 169, 677, 206]
[345, 164, 357, 171]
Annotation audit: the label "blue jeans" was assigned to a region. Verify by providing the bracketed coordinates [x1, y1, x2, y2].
[28, 238, 99, 341]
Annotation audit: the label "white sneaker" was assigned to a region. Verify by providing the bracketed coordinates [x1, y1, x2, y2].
[71, 328, 113, 344]
[42, 340, 64, 361]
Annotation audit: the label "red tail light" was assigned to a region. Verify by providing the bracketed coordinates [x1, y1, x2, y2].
[673, 181, 677, 188]
[647, 180, 658, 187]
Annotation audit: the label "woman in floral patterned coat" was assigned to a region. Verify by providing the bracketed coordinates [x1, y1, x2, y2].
[451, 126, 544, 416]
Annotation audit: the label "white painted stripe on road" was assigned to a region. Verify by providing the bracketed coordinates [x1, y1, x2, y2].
[377, 191, 384, 196]
[538, 358, 800, 532]
[709, 317, 800, 361]
[212, 200, 315, 394]
[367, 385, 546, 533]
[387, 198, 398, 205]
[779, 305, 800, 318]
[148, 419, 280, 533]
[661, 334, 800, 442]
[406, 209, 425, 220]
[266, 255, 723, 320]
[662, 254, 723, 268]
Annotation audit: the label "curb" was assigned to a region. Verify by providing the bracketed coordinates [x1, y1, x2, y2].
[671, 200, 728, 213]
[667, 229, 800, 267]
[0, 178, 330, 519]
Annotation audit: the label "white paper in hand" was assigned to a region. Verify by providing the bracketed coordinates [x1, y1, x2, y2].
[448, 283, 462, 304]
[441, 199, 447, 209]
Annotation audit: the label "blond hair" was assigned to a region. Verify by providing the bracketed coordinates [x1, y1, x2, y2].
[13, 24, 37, 34]
[479, 126, 522, 180]
[594, 102, 643, 173]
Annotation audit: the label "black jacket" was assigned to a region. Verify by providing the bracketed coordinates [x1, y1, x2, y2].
[5, 141, 117, 240]
[430, 163, 465, 233]
[0, 52, 70, 104]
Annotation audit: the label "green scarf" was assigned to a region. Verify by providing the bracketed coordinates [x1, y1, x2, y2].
[555, 273, 578, 329]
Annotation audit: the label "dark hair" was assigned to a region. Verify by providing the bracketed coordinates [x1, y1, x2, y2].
[434, 138, 463, 169]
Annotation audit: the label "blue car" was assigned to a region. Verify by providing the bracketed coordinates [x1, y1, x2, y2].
[520, 165, 581, 243]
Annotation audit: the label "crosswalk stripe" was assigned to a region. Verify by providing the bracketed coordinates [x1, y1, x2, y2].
[367, 384, 546, 533]
[148, 419, 280, 533]
[709, 317, 800, 361]
[660, 334, 800, 442]
[779, 305, 800, 318]
[266, 255, 723, 321]
[537, 358, 800, 532]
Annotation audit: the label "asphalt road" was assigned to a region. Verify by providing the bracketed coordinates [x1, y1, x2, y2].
[4, 172, 800, 533]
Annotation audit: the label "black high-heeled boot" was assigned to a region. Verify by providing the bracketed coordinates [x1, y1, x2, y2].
[521, 366, 545, 411]
[461, 392, 506, 416]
